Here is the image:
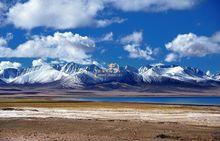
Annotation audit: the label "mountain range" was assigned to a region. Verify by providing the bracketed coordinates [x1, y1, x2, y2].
[0, 61, 219, 89]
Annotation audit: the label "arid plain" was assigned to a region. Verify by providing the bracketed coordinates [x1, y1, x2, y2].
[0, 86, 220, 141]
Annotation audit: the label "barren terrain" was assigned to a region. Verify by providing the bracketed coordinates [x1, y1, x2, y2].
[0, 101, 220, 141]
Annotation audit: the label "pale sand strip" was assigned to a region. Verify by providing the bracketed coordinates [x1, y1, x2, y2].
[0, 108, 220, 127]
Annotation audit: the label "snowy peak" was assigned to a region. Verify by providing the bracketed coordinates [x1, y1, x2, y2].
[138, 64, 215, 84]
[61, 62, 103, 74]
[0, 61, 219, 88]
[12, 65, 65, 84]
[214, 73, 220, 80]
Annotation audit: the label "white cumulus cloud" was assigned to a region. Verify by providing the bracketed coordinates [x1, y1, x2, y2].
[96, 18, 125, 28]
[32, 58, 47, 67]
[5, 0, 199, 29]
[0, 2, 5, 21]
[107, 0, 198, 12]
[7, 0, 105, 29]
[165, 32, 220, 62]
[121, 31, 143, 44]
[0, 33, 13, 49]
[165, 53, 179, 62]
[0, 2, 4, 11]
[100, 32, 114, 42]
[0, 61, 21, 70]
[121, 31, 158, 60]
[0, 36, 7, 47]
[0, 32, 96, 63]
[123, 44, 156, 60]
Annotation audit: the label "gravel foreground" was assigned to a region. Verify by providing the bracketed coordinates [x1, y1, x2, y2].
[0, 118, 219, 141]
[0, 102, 220, 141]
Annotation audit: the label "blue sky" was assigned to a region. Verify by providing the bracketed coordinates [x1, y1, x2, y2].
[0, 0, 220, 73]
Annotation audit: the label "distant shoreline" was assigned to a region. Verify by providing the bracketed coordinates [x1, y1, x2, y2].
[1, 96, 220, 106]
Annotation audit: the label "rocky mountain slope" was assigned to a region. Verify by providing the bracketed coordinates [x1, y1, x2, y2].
[0, 61, 219, 88]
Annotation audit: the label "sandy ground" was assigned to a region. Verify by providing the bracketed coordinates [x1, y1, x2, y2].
[0, 102, 220, 141]
[0, 118, 220, 141]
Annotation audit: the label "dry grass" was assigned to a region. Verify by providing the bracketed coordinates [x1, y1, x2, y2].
[0, 98, 219, 111]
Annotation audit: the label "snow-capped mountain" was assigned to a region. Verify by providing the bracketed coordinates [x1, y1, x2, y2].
[0, 61, 219, 88]
[11, 65, 65, 84]
[214, 73, 220, 80]
[138, 65, 215, 85]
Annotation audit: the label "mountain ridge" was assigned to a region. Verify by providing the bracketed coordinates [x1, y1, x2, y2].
[0, 61, 219, 88]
